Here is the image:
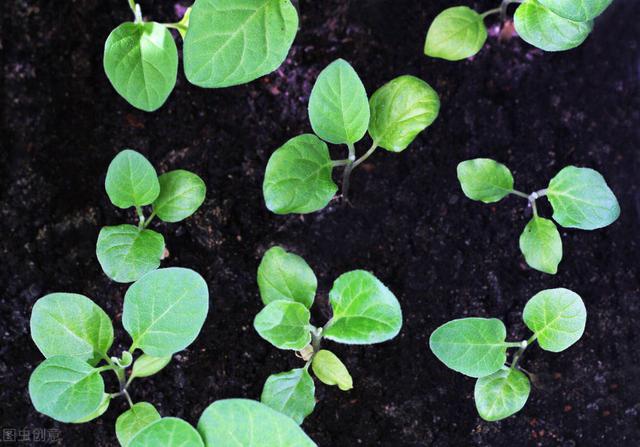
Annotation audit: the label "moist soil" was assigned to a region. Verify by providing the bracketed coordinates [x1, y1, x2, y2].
[2, 0, 639, 445]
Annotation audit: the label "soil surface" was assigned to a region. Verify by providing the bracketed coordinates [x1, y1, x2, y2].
[2, 0, 639, 445]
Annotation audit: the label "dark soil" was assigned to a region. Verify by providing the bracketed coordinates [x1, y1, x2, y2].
[2, 0, 639, 445]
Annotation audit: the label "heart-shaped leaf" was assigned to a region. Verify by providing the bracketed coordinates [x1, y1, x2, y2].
[129, 418, 204, 447]
[311, 349, 353, 391]
[457, 158, 514, 203]
[538, 0, 612, 22]
[105, 150, 160, 209]
[519, 216, 563, 274]
[257, 246, 317, 308]
[474, 367, 530, 421]
[424, 6, 488, 61]
[261, 367, 315, 424]
[116, 402, 161, 447]
[153, 170, 206, 223]
[254, 301, 311, 350]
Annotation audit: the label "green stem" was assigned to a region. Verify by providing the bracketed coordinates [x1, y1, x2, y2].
[311, 327, 323, 354]
[504, 341, 525, 348]
[142, 210, 156, 229]
[331, 159, 350, 168]
[352, 142, 378, 169]
[341, 143, 356, 200]
[481, 7, 502, 19]
[510, 190, 530, 199]
[123, 389, 134, 408]
[136, 206, 146, 229]
[511, 336, 535, 370]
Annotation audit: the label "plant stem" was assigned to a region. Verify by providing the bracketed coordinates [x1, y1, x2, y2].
[331, 159, 350, 167]
[510, 190, 530, 199]
[311, 327, 323, 354]
[128, 1, 143, 24]
[511, 336, 534, 370]
[142, 210, 156, 229]
[136, 206, 146, 229]
[123, 389, 134, 408]
[341, 143, 357, 200]
[500, 0, 524, 22]
[504, 341, 525, 348]
[481, 7, 502, 19]
[352, 142, 378, 169]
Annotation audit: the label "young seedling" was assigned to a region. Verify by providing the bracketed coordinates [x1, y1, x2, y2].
[457, 158, 620, 274]
[253, 246, 403, 423]
[424, 0, 613, 61]
[430, 288, 587, 421]
[263, 59, 440, 214]
[104, 0, 299, 111]
[96, 149, 206, 283]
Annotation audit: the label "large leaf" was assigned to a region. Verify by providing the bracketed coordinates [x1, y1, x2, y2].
[547, 166, 620, 230]
[368, 75, 440, 152]
[129, 418, 204, 447]
[457, 158, 514, 203]
[131, 354, 172, 379]
[257, 246, 317, 308]
[308, 59, 370, 145]
[514, 0, 593, 52]
[183, 0, 299, 88]
[254, 301, 311, 350]
[519, 217, 563, 274]
[261, 367, 315, 424]
[311, 349, 353, 391]
[323, 270, 402, 345]
[29, 356, 104, 423]
[116, 402, 161, 447]
[123, 268, 209, 356]
[30, 293, 113, 366]
[105, 150, 160, 209]
[429, 318, 508, 378]
[538, 0, 612, 22]
[474, 367, 530, 421]
[96, 224, 165, 283]
[197, 399, 317, 446]
[523, 288, 587, 352]
[424, 6, 488, 61]
[153, 170, 206, 223]
[104, 22, 178, 112]
[263, 134, 338, 214]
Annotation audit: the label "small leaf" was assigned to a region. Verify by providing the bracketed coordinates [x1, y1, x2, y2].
[263, 134, 338, 214]
[123, 268, 209, 357]
[429, 318, 508, 378]
[96, 225, 165, 283]
[257, 246, 317, 308]
[474, 367, 530, 421]
[197, 399, 317, 446]
[72, 393, 111, 424]
[514, 0, 593, 52]
[537, 0, 612, 22]
[254, 301, 311, 350]
[30, 293, 113, 366]
[424, 6, 487, 61]
[457, 158, 514, 203]
[153, 170, 206, 223]
[105, 150, 160, 209]
[29, 356, 104, 423]
[519, 217, 563, 274]
[323, 270, 402, 345]
[116, 402, 161, 447]
[131, 354, 173, 379]
[308, 59, 370, 145]
[129, 418, 204, 447]
[104, 22, 178, 112]
[183, 0, 299, 88]
[523, 288, 587, 352]
[547, 166, 620, 230]
[261, 368, 316, 424]
[368, 75, 440, 152]
[311, 350, 353, 391]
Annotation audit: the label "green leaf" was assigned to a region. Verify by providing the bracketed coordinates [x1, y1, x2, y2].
[116, 402, 161, 447]
[123, 268, 209, 356]
[323, 270, 402, 345]
[96, 225, 165, 283]
[131, 354, 173, 379]
[457, 158, 514, 203]
[254, 301, 311, 350]
[257, 246, 317, 308]
[183, 0, 299, 88]
[73, 393, 111, 423]
[474, 367, 530, 421]
[523, 288, 587, 352]
[311, 350, 353, 391]
[308, 59, 370, 145]
[429, 318, 508, 378]
[153, 170, 206, 223]
[263, 134, 338, 214]
[29, 356, 105, 423]
[105, 150, 160, 209]
[368, 75, 440, 152]
[129, 418, 204, 447]
[514, 0, 593, 52]
[519, 217, 563, 274]
[537, 0, 612, 22]
[547, 166, 620, 230]
[104, 22, 178, 112]
[261, 368, 315, 424]
[197, 399, 317, 446]
[424, 6, 487, 61]
[30, 293, 113, 366]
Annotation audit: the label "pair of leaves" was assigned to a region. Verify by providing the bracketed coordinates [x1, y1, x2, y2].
[104, 0, 299, 111]
[263, 59, 440, 214]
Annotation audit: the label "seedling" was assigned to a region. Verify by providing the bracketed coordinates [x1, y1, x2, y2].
[96, 149, 206, 283]
[104, 0, 299, 111]
[430, 288, 587, 421]
[263, 59, 440, 214]
[457, 158, 620, 274]
[254, 246, 403, 423]
[424, 0, 613, 61]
